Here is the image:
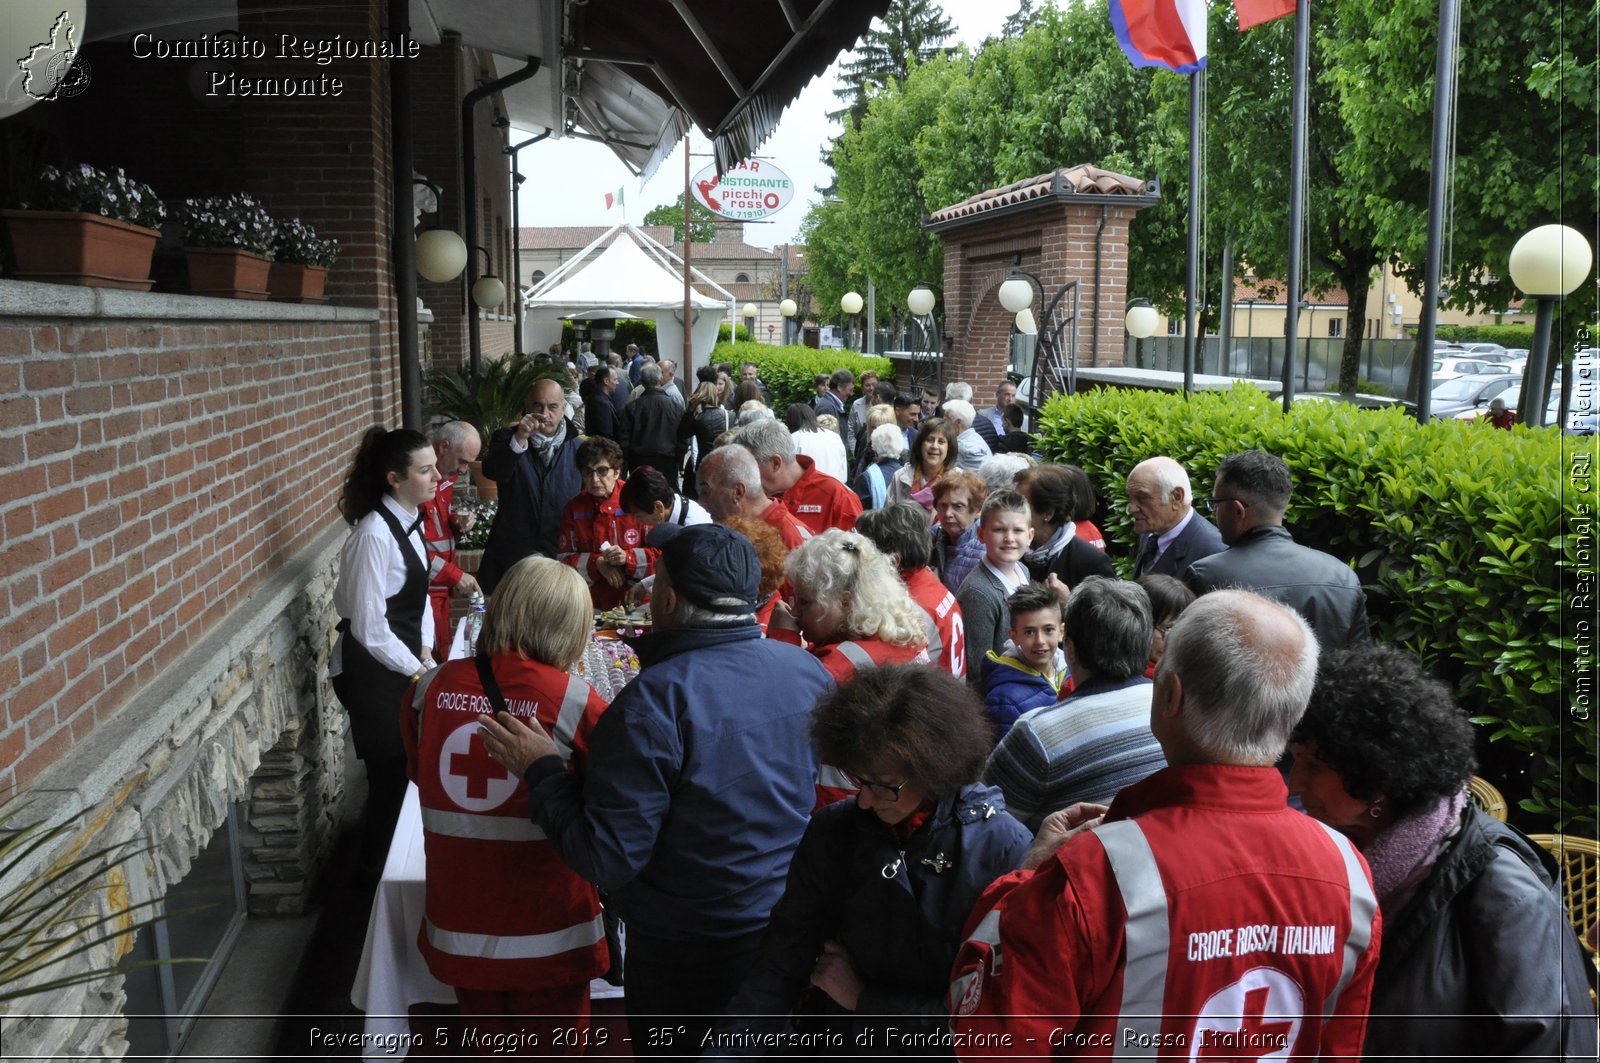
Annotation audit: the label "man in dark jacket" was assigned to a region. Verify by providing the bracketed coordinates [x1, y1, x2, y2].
[476, 378, 582, 595]
[1126, 455, 1224, 579]
[1185, 450, 1369, 650]
[618, 361, 685, 490]
[479, 524, 834, 1056]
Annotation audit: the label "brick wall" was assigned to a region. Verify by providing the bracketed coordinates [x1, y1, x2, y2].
[938, 199, 1152, 399]
[0, 296, 388, 793]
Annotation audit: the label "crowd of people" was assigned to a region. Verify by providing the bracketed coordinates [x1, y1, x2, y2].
[329, 355, 1594, 1059]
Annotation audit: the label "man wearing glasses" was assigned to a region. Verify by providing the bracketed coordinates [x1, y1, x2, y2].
[1185, 450, 1369, 650]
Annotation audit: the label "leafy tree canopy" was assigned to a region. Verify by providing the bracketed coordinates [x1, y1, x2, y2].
[643, 193, 717, 244]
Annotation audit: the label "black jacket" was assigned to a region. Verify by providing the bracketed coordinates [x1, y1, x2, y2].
[476, 421, 583, 594]
[1025, 533, 1115, 590]
[584, 391, 618, 440]
[679, 402, 734, 470]
[1131, 510, 1224, 579]
[618, 386, 683, 467]
[714, 784, 1031, 1055]
[1366, 807, 1597, 1060]
[1184, 524, 1369, 649]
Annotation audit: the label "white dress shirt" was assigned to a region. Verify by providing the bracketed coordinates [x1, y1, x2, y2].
[331, 494, 434, 678]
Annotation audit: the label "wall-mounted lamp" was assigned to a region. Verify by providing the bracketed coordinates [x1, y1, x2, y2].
[412, 175, 468, 283]
[469, 245, 505, 309]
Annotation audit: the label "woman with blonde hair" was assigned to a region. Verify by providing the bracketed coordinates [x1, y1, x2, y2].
[401, 556, 610, 1051]
[770, 530, 928, 683]
[677, 376, 733, 497]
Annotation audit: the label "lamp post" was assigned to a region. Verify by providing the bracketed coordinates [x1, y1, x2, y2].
[998, 268, 1081, 406]
[741, 301, 758, 342]
[469, 246, 506, 311]
[779, 297, 798, 346]
[1509, 224, 1593, 427]
[841, 290, 864, 351]
[905, 283, 941, 392]
[1124, 300, 1158, 372]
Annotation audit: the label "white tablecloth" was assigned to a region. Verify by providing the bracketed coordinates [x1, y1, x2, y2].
[350, 785, 621, 1061]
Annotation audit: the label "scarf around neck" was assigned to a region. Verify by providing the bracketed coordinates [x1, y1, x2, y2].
[527, 419, 568, 460]
[1023, 521, 1076, 571]
[1361, 787, 1468, 917]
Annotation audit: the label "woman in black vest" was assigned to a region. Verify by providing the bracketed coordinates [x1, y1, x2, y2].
[331, 426, 440, 876]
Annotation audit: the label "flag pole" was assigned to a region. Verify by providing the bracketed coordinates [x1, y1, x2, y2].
[1183, 68, 1203, 396]
[682, 135, 694, 382]
[1280, 0, 1310, 412]
[1410, 0, 1459, 422]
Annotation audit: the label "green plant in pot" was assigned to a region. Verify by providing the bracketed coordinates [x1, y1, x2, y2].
[268, 218, 339, 303]
[2, 163, 167, 290]
[178, 192, 276, 299]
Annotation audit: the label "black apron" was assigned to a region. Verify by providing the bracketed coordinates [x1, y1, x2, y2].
[332, 504, 428, 761]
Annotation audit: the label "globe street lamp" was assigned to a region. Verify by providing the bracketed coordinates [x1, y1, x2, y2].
[1125, 300, 1158, 371]
[905, 283, 941, 391]
[1509, 224, 1593, 427]
[998, 269, 1081, 404]
[742, 301, 758, 341]
[841, 290, 864, 350]
[779, 297, 798, 345]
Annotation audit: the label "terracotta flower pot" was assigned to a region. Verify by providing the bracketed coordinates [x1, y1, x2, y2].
[468, 460, 498, 502]
[266, 262, 328, 304]
[1, 209, 160, 290]
[184, 246, 272, 300]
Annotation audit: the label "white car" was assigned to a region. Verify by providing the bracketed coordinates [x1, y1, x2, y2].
[1432, 356, 1498, 382]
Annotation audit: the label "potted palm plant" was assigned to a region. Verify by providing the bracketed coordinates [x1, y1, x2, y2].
[1, 164, 166, 290]
[179, 193, 276, 299]
[267, 218, 338, 303]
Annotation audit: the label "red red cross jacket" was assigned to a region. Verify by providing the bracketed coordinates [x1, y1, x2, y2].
[419, 477, 467, 656]
[949, 764, 1380, 1060]
[556, 481, 656, 610]
[402, 654, 611, 991]
[905, 565, 966, 679]
[779, 454, 863, 535]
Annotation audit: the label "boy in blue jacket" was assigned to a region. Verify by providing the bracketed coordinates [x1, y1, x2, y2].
[981, 582, 1068, 741]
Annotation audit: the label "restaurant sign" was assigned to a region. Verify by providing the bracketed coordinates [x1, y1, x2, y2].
[690, 159, 794, 221]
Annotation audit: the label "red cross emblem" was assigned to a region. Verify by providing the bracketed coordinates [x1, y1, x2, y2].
[438, 721, 521, 811]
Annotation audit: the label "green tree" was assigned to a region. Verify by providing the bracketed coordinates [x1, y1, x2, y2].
[830, 0, 956, 127]
[643, 193, 716, 244]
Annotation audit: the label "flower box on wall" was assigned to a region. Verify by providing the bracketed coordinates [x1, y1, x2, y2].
[184, 247, 271, 300]
[1, 209, 160, 290]
[266, 262, 327, 303]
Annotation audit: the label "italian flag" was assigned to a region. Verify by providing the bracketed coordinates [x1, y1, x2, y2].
[604, 186, 625, 210]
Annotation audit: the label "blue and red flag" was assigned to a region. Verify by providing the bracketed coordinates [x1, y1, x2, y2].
[1107, 0, 1207, 73]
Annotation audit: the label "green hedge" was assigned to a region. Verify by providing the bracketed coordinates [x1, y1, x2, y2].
[1435, 323, 1535, 347]
[1036, 385, 1594, 831]
[711, 341, 895, 412]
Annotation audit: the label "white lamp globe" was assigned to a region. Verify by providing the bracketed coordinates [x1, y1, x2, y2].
[470, 274, 506, 309]
[1124, 303, 1159, 339]
[1015, 308, 1038, 336]
[742, 302, 758, 318]
[907, 286, 936, 316]
[415, 228, 468, 282]
[1508, 224, 1593, 298]
[841, 291, 864, 315]
[779, 298, 798, 317]
[998, 276, 1034, 313]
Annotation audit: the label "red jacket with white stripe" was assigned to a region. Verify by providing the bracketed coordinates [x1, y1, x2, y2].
[402, 654, 611, 991]
[779, 455, 863, 535]
[420, 477, 466, 655]
[949, 764, 1380, 1060]
[556, 481, 656, 610]
[904, 565, 966, 679]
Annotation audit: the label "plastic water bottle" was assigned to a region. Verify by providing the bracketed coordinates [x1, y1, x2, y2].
[466, 591, 487, 656]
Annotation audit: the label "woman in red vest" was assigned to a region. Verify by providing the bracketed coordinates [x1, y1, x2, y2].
[402, 557, 611, 1053]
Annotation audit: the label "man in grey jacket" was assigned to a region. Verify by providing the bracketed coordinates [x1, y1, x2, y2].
[1185, 450, 1369, 650]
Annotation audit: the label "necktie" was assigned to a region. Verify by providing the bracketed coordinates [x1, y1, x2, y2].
[1135, 534, 1157, 574]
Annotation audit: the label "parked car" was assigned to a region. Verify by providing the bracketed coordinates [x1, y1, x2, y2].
[1431, 356, 1497, 382]
[1461, 342, 1508, 358]
[1429, 372, 1524, 419]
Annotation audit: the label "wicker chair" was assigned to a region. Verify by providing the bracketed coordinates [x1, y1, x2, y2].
[1467, 775, 1509, 822]
[1529, 834, 1600, 972]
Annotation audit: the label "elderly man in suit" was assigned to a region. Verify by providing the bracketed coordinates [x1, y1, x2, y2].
[1125, 456, 1223, 579]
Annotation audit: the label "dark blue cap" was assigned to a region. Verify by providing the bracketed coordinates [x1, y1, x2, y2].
[647, 523, 762, 615]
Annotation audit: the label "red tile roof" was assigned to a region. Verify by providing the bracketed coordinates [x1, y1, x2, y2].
[927, 165, 1153, 224]
[517, 226, 675, 250]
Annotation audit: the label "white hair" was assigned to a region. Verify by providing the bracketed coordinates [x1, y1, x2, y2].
[944, 381, 973, 402]
[978, 452, 1033, 493]
[942, 399, 976, 430]
[703, 444, 763, 493]
[1157, 590, 1320, 765]
[1133, 456, 1193, 505]
[431, 420, 480, 451]
[784, 530, 927, 647]
[869, 422, 905, 461]
[738, 404, 774, 427]
[735, 415, 796, 463]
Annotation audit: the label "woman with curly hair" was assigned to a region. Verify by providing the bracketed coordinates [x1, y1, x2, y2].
[887, 417, 958, 511]
[769, 529, 929, 684]
[721, 515, 789, 635]
[713, 666, 1031, 1052]
[1291, 643, 1595, 1060]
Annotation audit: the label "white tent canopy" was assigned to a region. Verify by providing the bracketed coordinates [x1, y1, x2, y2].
[523, 224, 734, 375]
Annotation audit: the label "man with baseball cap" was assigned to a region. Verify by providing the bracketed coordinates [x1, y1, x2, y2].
[480, 523, 832, 1055]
